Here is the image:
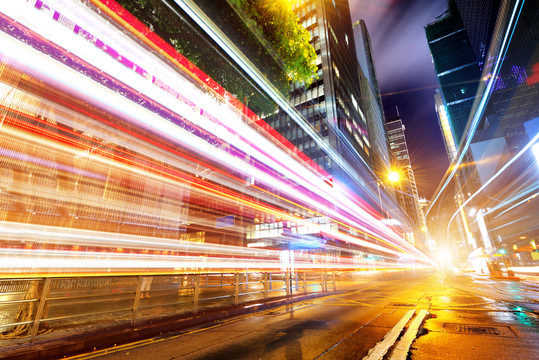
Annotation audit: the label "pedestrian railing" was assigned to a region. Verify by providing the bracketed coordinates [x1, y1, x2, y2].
[0, 271, 338, 346]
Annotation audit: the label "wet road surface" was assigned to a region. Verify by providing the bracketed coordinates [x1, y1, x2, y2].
[67, 271, 539, 360]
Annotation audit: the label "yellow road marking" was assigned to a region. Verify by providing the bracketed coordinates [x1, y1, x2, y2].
[67, 295, 334, 359]
[323, 301, 376, 307]
[68, 284, 391, 359]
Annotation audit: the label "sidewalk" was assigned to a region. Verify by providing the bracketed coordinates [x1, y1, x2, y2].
[0, 291, 334, 360]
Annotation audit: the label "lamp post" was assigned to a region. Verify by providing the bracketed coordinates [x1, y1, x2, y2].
[377, 169, 402, 220]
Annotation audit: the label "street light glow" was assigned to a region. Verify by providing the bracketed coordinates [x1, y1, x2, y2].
[387, 170, 401, 183]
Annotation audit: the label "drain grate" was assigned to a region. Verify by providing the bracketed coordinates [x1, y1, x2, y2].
[443, 323, 515, 337]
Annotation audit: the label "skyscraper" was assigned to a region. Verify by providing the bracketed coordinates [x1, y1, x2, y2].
[267, 0, 372, 178]
[425, 0, 482, 146]
[434, 89, 458, 162]
[386, 117, 425, 245]
[426, 0, 539, 268]
[454, 0, 503, 70]
[353, 19, 391, 178]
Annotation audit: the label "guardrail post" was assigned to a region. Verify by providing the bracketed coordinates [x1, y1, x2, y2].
[263, 272, 268, 300]
[320, 271, 326, 292]
[132, 276, 144, 325]
[332, 272, 336, 291]
[245, 273, 248, 290]
[303, 271, 307, 293]
[234, 273, 240, 307]
[30, 278, 51, 343]
[194, 274, 201, 315]
[285, 271, 290, 296]
[269, 273, 272, 290]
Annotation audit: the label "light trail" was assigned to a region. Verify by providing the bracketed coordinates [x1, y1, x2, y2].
[1, 0, 406, 249]
[171, 0, 392, 202]
[426, 0, 525, 218]
[446, 132, 539, 239]
[0, 0, 434, 275]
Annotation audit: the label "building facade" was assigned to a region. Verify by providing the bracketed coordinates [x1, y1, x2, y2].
[454, 0, 503, 70]
[426, 0, 539, 269]
[267, 0, 372, 178]
[353, 19, 392, 179]
[433, 89, 458, 162]
[425, 0, 482, 147]
[386, 117, 425, 246]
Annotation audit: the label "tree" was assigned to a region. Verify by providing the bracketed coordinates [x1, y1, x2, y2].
[230, 0, 318, 85]
[116, 0, 317, 114]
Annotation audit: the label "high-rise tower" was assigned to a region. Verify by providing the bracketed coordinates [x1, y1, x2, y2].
[425, 0, 482, 147]
[353, 19, 391, 178]
[386, 117, 425, 245]
[267, 0, 372, 177]
[434, 89, 458, 162]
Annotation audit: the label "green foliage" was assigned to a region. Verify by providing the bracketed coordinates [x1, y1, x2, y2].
[115, 0, 316, 114]
[230, 0, 318, 85]
[117, 0, 280, 114]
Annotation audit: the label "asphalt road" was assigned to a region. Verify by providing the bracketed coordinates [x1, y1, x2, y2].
[67, 272, 539, 360]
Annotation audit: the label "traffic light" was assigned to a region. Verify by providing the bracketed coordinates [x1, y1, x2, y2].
[499, 249, 506, 255]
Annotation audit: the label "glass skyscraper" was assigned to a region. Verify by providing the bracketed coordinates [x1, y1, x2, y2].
[353, 19, 391, 179]
[425, 0, 482, 147]
[386, 117, 425, 246]
[267, 0, 372, 177]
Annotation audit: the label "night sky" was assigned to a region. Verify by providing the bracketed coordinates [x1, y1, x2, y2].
[349, 0, 449, 199]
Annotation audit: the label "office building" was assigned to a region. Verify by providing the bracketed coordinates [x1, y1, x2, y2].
[353, 19, 392, 178]
[454, 0, 502, 70]
[267, 0, 372, 177]
[434, 89, 458, 162]
[425, 0, 482, 146]
[386, 117, 425, 245]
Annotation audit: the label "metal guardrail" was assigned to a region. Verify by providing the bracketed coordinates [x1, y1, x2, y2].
[0, 271, 337, 345]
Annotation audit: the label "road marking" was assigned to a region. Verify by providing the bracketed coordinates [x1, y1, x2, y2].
[389, 309, 428, 360]
[362, 309, 415, 360]
[313, 312, 383, 359]
[323, 299, 376, 307]
[66, 285, 401, 359]
[66, 295, 331, 359]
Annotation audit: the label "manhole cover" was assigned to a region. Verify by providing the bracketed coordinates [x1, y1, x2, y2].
[443, 323, 515, 337]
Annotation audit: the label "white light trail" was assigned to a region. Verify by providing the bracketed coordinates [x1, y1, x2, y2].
[427, 0, 525, 217]
[0, 0, 435, 275]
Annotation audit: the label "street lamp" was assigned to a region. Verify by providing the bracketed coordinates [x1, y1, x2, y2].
[387, 170, 401, 184]
[376, 169, 405, 220]
[377, 169, 401, 218]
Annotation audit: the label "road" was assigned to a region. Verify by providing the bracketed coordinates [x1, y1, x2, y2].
[67, 272, 539, 360]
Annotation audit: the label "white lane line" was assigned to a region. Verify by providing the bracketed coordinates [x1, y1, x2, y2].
[313, 312, 383, 359]
[362, 309, 415, 360]
[389, 309, 428, 360]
